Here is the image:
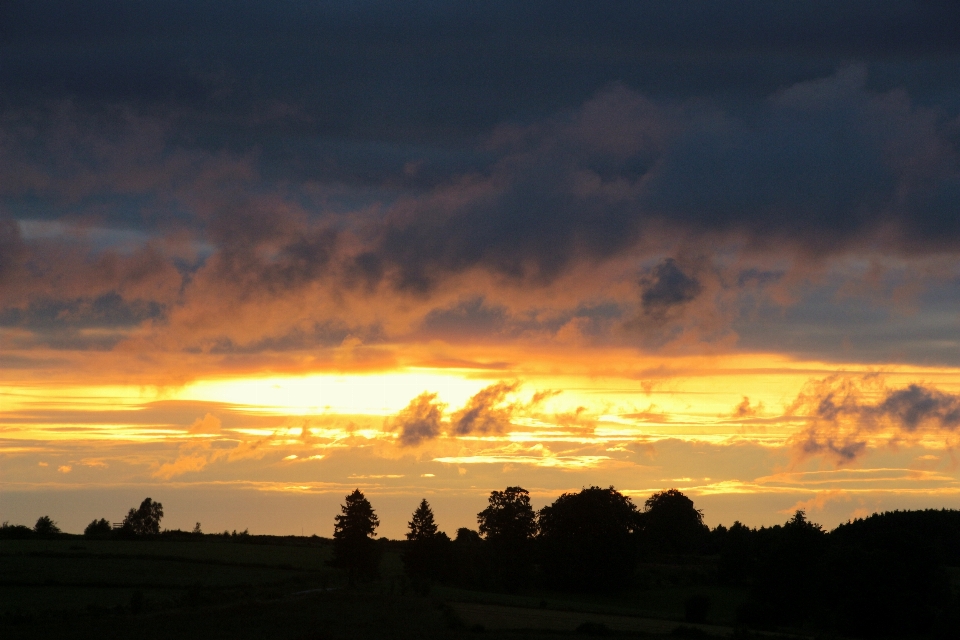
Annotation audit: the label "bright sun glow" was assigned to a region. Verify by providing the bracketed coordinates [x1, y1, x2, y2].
[176, 369, 495, 415]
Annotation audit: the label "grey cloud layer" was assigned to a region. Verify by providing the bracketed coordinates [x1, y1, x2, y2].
[3, 2, 960, 362]
[5, 2, 960, 141]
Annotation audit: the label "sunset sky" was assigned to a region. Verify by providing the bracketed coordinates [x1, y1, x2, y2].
[3, 1, 960, 538]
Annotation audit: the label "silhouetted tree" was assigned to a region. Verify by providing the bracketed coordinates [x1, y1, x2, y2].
[332, 489, 381, 579]
[403, 499, 451, 581]
[477, 486, 537, 588]
[717, 521, 757, 585]
[456, 527, 481, 542]
[122, 498, 164, 535]
[478, 486, 537, 542]
[409, 498, 440, 539]
[33, 515, 61, 536]
[638, 489, 707, 553]
[84, 518, 111, 537]
[537, 486, 640, 591]
[744, 510, 827, 627]
[451, 528, 489, 588]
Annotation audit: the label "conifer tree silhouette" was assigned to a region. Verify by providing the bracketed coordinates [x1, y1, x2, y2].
[332, 489, 380, 579]
[404, 499, 450, 581]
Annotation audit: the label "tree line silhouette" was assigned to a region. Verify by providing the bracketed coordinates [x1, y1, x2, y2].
[1, 497, 165, 540]
[3, 486, 958, 637]
[331, 485, 960, 638]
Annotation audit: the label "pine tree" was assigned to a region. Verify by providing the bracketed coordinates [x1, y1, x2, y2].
[406, 499, 439, 541]
[332, 489, 381, 579]
[403, 499, 450, 582]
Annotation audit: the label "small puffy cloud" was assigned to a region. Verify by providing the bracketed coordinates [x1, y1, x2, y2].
[281, 453, 324, 462]
[57, 465, 72, 473]
[451, 381, 523, 435]
[875, 385, 960, 431]
[390, 392, 447, 447]
[188, 413, 222, 434]
[153, 454, 208, 479]
[154, 437, 220, 479]
[733, 397, 763, 418]
[789, 376, 960, 462]
[781, 490, 850, 515]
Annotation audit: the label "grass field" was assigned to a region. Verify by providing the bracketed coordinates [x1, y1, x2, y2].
[0, 536, 759, 639]
[0, 537, 339, 615]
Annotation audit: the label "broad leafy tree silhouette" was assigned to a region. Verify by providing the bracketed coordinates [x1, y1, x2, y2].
[716, 520, 757, 585]
[450, 527, 489, 588]
[639, 488, 707, 553]
[332, 489, 381, 580]
[537, 486, 640, 591]
[122, 498, 164, 535]
[403, 498, 451, 582]
[477, 486, 537, 588]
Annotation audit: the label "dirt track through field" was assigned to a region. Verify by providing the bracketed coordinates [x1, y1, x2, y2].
[449, 601, 733, 636]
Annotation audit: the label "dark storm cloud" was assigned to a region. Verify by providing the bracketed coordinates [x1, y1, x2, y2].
[5, 2, 960, 126]
[3, 1, 960, 358]
[5, 2, 960, 242]
[640, 259, 702, 318]
[361, 67, 960, 290]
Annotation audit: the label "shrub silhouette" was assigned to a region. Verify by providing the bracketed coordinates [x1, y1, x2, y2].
[331, 488, 381, 579]
[538, 486, 640, 591]
[0, 521, 34, 539]
[34, 515, 61, 536]
[84, 518, 111, 537]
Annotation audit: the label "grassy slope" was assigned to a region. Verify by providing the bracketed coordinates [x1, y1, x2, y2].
[0, 537, 743, 639]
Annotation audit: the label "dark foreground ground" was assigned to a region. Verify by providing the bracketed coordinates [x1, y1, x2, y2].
[0, 536, 813, 639]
